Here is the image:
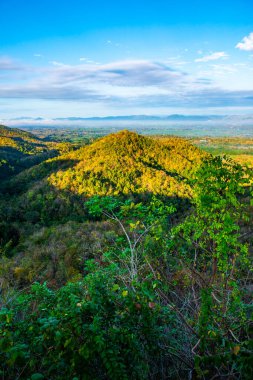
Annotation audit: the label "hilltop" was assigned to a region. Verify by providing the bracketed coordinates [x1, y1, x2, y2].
[2, 131, 206, 203]
[48, 130, 206, 198]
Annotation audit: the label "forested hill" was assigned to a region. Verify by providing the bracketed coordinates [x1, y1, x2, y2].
[1, 130, 207, 221]
[47, 130, 207, 198]
[0, 129, 208, 287]
[0, 131, 208, 240]
[0, 125, 72, 179]
[0, 124, 46, 154]
[0, 124, 41, 141]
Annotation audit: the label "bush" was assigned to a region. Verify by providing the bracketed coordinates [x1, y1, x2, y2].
[0, 265, 180, 379]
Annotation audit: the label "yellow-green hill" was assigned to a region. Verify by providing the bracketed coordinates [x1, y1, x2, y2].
[0, 125, 73, 179]
[48, 130, 206, 198]
[0, 130, 207, 226]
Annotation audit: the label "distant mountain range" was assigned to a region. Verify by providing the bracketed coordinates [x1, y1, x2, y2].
[2, 114, 253, 124]
[9, 114, 226, 122]
[1, 114, 253, 137]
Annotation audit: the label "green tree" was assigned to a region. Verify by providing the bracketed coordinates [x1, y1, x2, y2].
[86, 195, 175, 284]
[171, 156, 253, 378]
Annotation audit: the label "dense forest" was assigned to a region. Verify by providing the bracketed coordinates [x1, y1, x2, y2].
[0, 125, 252, 379]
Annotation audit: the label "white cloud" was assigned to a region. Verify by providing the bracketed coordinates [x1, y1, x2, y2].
[34, 54, 43, 58]
[0, 58, 253, 112]
[195, 52, 228, 63]
[165, 56, 189, 66]
[210, 64, 237, 74]
[236, 32, 253, 51]
[0, 60, 187, 101]
[49, 61, 65, 66]
[0, 56, 22, 70]
[79, 57, 100, 64]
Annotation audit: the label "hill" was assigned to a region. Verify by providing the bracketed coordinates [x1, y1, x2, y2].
[49, 130, 206, 197]
[0, 130, 206, 283]
[0, 124, 47, 154]
[1, 131, 207, 225]
[0, 125, 73, 179]
[0, 124, 42, 141]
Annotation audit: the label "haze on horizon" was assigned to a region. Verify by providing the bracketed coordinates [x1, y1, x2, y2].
[1, 0, 253, 121]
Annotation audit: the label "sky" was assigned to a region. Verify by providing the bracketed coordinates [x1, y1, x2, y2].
[1, 0, 253, 119]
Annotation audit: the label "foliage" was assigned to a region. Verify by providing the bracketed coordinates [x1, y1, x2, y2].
[170, 156, 253, 378]
[0, 221, 117, 290]
[0, 130, 253, 379]
[0, 273, 178, 380]
[0, 222, 20, 256]
[173, 156, 251, 271]
[48, 130, 205, 198]
[0, 125, 68, 180]
[86, 195, 175, 282]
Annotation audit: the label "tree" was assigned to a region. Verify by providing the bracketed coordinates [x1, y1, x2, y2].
[171, 156, 253, 378]
[86, 195, 175, 284]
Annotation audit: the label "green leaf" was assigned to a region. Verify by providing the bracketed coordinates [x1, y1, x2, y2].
[31, 374, 44, 380]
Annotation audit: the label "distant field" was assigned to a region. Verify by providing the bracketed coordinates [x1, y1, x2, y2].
[18, 125, 253, 166]
[189, 137, 253, 166]
[20, 119, 253, 139]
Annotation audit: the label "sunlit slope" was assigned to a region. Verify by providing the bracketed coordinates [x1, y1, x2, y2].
[0, 124, 39, 140]
[48, 130, 206, 197]
[1, 130, 207, 198]
[0, 125, 73, 179]
[0, 124, 47, 153]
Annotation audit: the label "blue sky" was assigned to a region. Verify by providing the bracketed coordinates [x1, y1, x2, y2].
[1, 0, 253, 120]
